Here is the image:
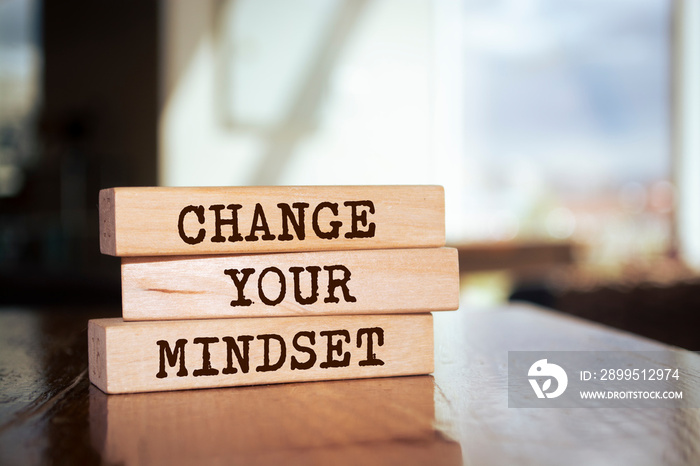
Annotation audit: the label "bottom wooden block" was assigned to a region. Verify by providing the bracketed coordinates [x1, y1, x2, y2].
[88, 314, 433, 393]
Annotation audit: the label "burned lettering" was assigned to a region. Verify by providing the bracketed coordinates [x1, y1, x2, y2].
[176, 199, 376, 245]
[156, 339, 188, 378]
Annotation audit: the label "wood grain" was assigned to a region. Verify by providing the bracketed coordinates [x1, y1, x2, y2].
[89, 376, 461, 466]
[99, 186, 445, 256]
[4, 306, 700, 465]
[88, 314, 433, 394]
[121, 248, 458, 320]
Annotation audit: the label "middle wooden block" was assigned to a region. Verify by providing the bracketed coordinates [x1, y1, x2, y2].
[122, 247, 459, 321]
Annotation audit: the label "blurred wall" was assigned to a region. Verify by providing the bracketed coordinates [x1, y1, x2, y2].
[674, 0, 700, 269]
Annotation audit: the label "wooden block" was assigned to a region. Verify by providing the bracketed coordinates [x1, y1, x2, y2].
[88, 314, 433, 394]
[99, 185, 445, 256]
[121, 248, 458, 321]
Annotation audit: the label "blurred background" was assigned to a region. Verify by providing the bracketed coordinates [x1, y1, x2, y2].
[1, 0, 699, 348]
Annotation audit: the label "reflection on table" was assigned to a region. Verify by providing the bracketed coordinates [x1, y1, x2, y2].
[89, 375, 461, 466]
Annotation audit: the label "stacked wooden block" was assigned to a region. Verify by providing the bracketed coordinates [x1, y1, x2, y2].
[89, 186, 459, 393]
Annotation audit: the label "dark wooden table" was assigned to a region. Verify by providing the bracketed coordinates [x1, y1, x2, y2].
[1, 304, 699, 465]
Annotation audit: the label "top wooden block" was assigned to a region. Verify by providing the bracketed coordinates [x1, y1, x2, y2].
[99, 186, 445, 256]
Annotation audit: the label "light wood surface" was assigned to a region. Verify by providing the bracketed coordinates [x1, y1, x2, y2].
[121, 248, 458, 320]
[432, 306, 700, 465]
[99, 186, 445, 256]
[88, 314, 433, 394]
